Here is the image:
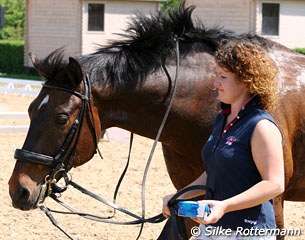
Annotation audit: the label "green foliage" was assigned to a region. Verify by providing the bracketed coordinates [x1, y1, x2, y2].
[161, 0, 180, 14]
[0, 40, 24, 73]
[0, 0, 25, 40]
[294, 48, 305, 55]
[0, 72, 40, 80]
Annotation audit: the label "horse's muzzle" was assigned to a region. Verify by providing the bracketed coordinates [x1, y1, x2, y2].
[9, 181, 41, 210]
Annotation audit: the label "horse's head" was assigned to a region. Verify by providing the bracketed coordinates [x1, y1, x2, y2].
[9, 50, 101, 210]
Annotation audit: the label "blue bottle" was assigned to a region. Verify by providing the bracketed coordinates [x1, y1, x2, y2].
[178, 201, 211, 219]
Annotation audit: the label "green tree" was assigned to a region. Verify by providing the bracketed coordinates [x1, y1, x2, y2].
[0, 0, 25, 40]
[161, 0, 180, 13]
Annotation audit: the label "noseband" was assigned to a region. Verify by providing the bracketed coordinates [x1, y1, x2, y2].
[14, 75, 93, 202]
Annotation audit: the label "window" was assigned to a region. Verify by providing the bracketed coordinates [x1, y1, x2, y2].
[262, 3, 280, 36]
[88, 4, 104, 31]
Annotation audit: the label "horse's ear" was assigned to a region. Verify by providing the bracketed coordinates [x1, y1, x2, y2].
[66, 57, 83, 87]
[29, 52, 41, 74]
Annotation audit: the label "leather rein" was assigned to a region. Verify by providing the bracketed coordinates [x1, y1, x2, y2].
[13, 38, 197, 240]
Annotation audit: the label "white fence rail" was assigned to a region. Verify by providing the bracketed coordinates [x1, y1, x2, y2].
[0, 112, 130, 142]
[0, 112, 29, 133]
[0, 79, 129, 140]
[0, 78, 42, 96]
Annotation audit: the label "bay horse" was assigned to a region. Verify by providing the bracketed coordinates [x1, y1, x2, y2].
[8, 3, 305, 238]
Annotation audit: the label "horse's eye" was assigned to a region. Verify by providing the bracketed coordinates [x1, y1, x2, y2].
[57, 114, 69, 125]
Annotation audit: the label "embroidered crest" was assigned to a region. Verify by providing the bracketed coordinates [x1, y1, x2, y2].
[226, 136, 237, 146]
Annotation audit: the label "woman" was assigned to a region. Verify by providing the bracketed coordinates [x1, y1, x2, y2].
[162, 40, 285, 239]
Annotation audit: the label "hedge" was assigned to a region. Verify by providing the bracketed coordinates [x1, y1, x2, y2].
[294, 48, 305, 55]
[0, 40, 24, 74]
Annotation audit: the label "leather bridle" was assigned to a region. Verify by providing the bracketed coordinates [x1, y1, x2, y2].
[14, 75, 93, 203]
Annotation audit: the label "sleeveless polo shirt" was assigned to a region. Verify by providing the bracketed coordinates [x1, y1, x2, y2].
[202, 97, 277, 230]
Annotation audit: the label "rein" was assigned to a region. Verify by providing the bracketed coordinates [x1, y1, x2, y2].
[137, 36, 181, 238]
[13, 38, 186, 239]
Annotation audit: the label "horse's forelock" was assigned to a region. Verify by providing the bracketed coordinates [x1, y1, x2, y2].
[34, 48, 68, 82]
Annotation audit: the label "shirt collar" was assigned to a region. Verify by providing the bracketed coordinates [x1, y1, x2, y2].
[220, 95, 259, 136]
[220, 95, 258, 116]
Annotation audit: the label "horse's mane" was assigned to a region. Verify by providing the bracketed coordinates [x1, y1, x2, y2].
[35, 1, 277, 86]
[83, 2, 236, 87]
[80, 2, 276, 88]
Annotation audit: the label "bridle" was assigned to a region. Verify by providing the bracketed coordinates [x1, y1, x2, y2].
[12, 74, 166, 239]
[12, 72, 170, 239]
[14, 75, 94, 202]
[12, 74, 170, 239]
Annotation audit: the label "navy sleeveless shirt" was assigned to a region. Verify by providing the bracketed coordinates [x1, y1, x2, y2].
[202, 96, 277, 230]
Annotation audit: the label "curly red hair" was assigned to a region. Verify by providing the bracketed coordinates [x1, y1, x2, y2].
[215, 40, 278, 111]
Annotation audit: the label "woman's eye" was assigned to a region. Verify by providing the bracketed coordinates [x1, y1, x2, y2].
[216, 73, 226, 79]
[57, 114, 69, 125]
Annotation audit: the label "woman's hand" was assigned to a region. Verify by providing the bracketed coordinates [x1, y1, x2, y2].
[191, 200, 227, 224]
[162, 193, 175, 218]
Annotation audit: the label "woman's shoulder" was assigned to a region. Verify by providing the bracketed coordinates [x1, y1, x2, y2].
[238, 109, 279, 139]
[251, 116, 282, 148]
[254, 118, 281, 135]
[251, 108, 276, 125]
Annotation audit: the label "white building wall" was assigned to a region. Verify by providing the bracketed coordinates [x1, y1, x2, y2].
[186, 0, 305, 48]
[186, 0, 252, 34]
[25, 0, 81, 66]
[25, 0, 160, 67]
[82, 1, 159, 54]
[256, 0, 305, 48]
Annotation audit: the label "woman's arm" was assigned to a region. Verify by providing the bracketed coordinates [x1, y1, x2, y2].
[193, 119, 285, 224]
[162, 171, 207, 217]
[223, 119, 284, 211]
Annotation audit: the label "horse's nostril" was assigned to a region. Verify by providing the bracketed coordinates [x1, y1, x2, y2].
[19, 186, 30, 202]
[11, 185, 31, 207]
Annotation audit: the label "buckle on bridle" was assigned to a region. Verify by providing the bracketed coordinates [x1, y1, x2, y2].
[37, 170, 72, 206]
[51, 169, 72, 194]
[37, 175, 56, 206]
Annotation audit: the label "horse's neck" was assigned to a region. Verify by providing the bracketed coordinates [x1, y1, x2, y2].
[91, 67, 177, 138]
[90, 54, 218, 141]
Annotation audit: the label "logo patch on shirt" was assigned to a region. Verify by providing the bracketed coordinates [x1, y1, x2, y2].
[226, 136, 237, 146]
[244, 219, 257, 225]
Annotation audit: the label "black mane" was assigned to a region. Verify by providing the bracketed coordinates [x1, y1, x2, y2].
[80, 2, 236, 87]
[81, 2, 275, 88]
[36, 2, 276, 86]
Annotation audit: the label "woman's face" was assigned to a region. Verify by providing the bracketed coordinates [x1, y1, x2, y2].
[214, 64, 249, 105]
